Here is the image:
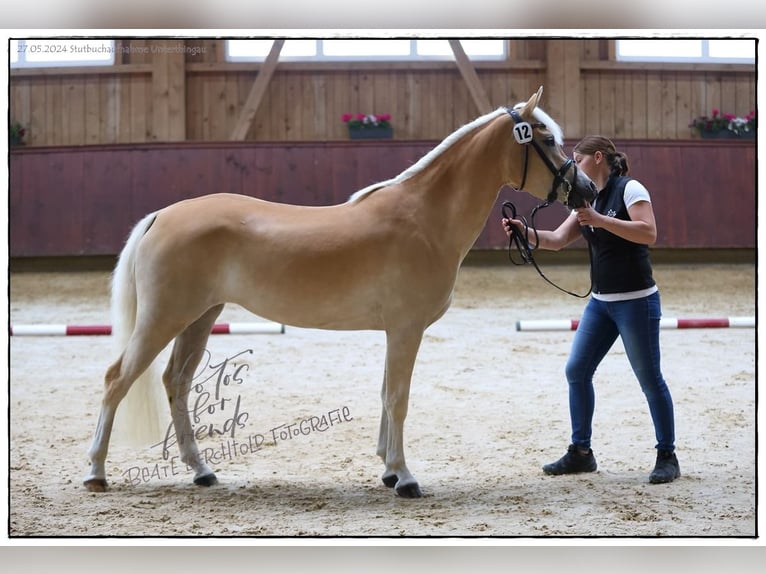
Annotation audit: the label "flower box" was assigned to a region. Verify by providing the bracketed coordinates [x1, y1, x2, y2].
[348, 126, 394, 140]
[690, 108, 756, 140]
[342, 113, 393, 140]
[699, 129, 755, 140]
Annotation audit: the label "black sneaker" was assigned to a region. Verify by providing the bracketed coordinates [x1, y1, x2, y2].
[649, 450, 681, 484]
[542, 444, 597, 475]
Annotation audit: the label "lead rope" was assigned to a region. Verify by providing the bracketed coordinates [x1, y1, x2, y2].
[502, 200, 593, 299]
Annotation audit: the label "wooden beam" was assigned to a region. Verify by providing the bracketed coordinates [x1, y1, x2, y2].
[229, 39, 284, 140]
[448, 40, 492, 115]
[186, 59, 544, 74]
[10, 64, 152, 77]
[545, 39, 582, 140]
[151, 40, 186, 141]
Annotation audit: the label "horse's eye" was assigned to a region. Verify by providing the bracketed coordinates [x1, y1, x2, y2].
[544, 136, 555, 147]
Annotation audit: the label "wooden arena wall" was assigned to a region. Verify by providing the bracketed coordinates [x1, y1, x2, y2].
[9, 138, 754, 257]
[8, 38, 756, 257]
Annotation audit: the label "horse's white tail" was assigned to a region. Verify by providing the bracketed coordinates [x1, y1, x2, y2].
[111, 212, 169, 447]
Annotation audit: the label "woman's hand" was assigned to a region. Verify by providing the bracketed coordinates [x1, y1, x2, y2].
[501, 217, 526, 237]
[574, 204, 604, 228]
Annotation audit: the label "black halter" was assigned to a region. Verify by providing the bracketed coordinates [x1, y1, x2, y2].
[507, 108, 575, 207]
[501, 107, 592, 299]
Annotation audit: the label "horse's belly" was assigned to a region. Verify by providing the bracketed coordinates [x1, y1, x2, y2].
[236, 297, 385, 331]
[225, 265, 453, 332]
[227, 276, 387, 331]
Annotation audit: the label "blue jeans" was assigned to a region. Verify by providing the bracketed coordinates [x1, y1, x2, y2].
[565, 291, 675, 452]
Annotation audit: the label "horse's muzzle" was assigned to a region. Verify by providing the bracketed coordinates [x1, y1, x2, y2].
[567, 176, 597, 209]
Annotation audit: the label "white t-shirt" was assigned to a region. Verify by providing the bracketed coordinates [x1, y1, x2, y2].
[622, 179, 651, 208]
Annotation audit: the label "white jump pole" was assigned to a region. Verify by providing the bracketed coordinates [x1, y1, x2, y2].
[10, 322, 285, 336]
[516, 316, 755, 332]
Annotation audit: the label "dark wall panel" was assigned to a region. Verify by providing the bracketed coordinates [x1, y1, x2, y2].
[9, 139, 756, 258]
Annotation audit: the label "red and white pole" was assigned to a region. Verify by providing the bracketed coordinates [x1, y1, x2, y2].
[10, 322, 285, 336]
[516, 316, 755, 332]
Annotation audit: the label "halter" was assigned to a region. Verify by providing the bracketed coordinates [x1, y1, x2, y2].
[506, 108, 575, 207]
[501, 107, 592, 298]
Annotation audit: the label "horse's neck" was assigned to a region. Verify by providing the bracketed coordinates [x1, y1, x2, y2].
[417, 118, 513, 255]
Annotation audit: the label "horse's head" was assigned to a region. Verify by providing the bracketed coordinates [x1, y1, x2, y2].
[506, 86, 596, 208]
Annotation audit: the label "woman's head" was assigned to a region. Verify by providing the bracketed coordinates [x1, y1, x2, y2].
[573, 136, 630, 178]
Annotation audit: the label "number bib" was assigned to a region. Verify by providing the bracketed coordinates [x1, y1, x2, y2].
[513, 122, 534, 144]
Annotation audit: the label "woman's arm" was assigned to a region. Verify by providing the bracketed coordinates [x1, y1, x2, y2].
[574, 200, 657, 245]
[502, 212, 583, 251]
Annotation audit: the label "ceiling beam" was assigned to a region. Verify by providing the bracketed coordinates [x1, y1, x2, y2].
[229, 39, 284, 140]
[449, 39, 493, 115]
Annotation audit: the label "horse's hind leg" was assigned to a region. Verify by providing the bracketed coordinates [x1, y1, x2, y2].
[162, 304, 225, 487]
[84, 327, 177, 492]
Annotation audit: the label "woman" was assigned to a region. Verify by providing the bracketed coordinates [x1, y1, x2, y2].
[503, 135, 680, 484]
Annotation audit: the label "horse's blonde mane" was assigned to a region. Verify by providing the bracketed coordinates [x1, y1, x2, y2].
[348, 103, 564, 203]
[348, 107, 508, 203]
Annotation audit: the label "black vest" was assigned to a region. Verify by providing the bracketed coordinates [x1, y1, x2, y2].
[580, 175, 655, 294]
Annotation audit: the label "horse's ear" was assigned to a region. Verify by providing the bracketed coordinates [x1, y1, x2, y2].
[519, 86, 544, 116]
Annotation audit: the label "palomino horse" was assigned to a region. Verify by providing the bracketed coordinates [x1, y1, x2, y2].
[84, 86, 595, 497]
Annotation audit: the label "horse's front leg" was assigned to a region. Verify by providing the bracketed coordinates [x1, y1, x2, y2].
[376, 373, 396, 487]
[380, 328, 424, 498]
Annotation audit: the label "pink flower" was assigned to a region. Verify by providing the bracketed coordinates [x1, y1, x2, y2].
[712, 108, 720, 117]
[342, 112, 393, 131]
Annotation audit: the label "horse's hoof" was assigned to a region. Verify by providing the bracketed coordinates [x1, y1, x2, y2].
[381, 473, 398, 488]
[83, 478, 108, 492]
[395, 481, 423, 498]
[194, 473, 218, 487]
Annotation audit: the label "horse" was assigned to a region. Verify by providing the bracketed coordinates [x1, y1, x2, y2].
[83, 86, 596, 498]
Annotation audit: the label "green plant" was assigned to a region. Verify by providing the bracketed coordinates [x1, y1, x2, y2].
[10, 122, 27, 145]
